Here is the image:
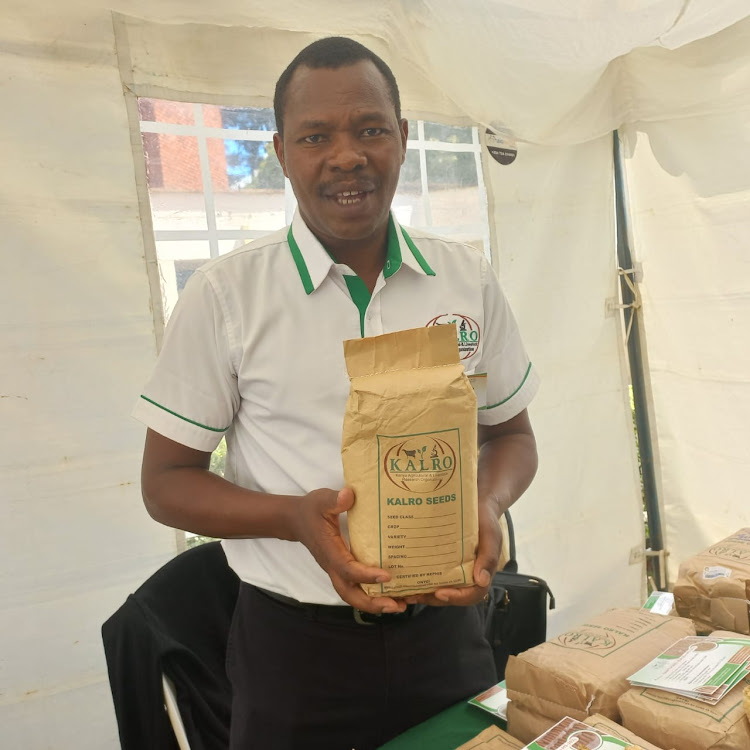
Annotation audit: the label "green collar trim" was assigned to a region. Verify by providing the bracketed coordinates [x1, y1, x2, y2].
[383, 215, 402, 279]
[400, 226, 436, 276]
[287, 214, 435, 295]
[287, 226, 315, 295]
[343, 275, 371, 337]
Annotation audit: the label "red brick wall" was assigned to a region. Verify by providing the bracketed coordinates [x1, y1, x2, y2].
[142, 99, 229, 192]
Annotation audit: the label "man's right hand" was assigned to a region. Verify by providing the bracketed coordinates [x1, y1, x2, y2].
[292, 487, 407, 615]
[141, 430, 404, 614]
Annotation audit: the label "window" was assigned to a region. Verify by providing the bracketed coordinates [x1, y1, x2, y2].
[138, 99, 492, 321]
[137, 99, 492, 548]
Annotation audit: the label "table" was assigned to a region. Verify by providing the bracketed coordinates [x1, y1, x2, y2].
[378, 700, 506, 749]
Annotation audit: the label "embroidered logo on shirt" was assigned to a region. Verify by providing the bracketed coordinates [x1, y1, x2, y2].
[426, 314, 480, 359]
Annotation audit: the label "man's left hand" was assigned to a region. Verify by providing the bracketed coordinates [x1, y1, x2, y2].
[401, 497, 502, 607]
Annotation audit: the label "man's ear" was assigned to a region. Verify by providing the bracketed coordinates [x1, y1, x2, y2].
[273, 132, 289, 178]
[399, 118, 408, 164]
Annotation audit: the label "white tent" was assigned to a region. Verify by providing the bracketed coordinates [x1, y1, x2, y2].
[2, 1, 749, 746]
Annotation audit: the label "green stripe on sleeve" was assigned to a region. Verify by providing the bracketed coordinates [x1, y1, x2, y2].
[140, 395, 230, 432]
[478, 363, 533, 411]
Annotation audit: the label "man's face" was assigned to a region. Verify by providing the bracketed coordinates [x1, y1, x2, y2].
[273, 61, 408, 253]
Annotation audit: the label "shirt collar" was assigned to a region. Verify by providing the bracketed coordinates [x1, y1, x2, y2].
[287, 209, 435, 295]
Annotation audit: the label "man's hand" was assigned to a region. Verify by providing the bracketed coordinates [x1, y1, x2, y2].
[402, 409, 537, 608]
[401, 498, 503, 607]
[293, 487, 407, 615]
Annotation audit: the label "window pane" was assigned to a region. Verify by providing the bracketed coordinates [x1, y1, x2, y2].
[426, 151, 478, 189]
[143, 134, 208, 231]
[407, 119, 418, 140]
[394, 150, 425, 226]
[155, 241, 211, 320]
[426, 152, 481, 227]
[138, 98, 195, 126]
[429, 186, 482, 228]
[208, 138, 286, 231]
[219, 106, 277, 132]
[423, 122, 473, 144]
[218, 238, 256, 256]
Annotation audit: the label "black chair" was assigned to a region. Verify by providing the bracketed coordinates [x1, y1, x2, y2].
[102, 541, 239, 750]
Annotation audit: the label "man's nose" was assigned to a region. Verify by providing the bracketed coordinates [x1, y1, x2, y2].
[328, 134, 367, 171]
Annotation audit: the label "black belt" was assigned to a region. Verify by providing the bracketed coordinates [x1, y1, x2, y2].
[256, 586, 426, 626]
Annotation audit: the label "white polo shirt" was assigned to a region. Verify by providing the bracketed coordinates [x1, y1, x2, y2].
[132, 210, 539, 604]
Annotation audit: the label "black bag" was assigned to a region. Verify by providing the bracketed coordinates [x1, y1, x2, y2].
[481, 511, 555, 680]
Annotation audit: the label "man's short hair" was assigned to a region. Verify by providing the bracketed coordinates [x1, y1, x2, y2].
[273, 36, 401, 137]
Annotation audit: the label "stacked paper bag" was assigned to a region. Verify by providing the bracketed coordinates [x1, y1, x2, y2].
[455, 718, 667, 750]
[619, 674, 750, 750]
[456, 725, 523, 750]
[504, 608, 696, 743]
[674, 528, 750, 635]
[626, 632, 750, 704]
[583, 714, 670, 750]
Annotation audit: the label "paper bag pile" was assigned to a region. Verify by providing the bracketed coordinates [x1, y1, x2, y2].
[673, 528, 750, 635]
[583, 714, 670, 750]
[619, 635, 750, 750]
[456, 725, 523, 750]
[505, 608, 695, 742]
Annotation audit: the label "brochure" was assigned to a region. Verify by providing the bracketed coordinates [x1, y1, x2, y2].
[521, 716, 635, 749]
[469, 680, 510, 720]
[627, 635, 750, 704]
[641, 591, 674, 616]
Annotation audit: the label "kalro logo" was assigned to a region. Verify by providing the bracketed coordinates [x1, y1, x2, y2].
[426, 314, 480, 359]
[558, 629, 616, 651]
[383, 436, 457, 492]
[709, 543, 750, 563]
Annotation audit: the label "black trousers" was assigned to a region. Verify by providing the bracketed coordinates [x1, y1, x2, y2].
[226, 583, 497, 750]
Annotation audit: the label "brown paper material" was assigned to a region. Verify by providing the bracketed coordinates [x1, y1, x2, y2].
[673, 528, 750, 635]
[584, 713, 670, 750]
[455, 725, 523, 750]
[506, 709, 672, 749]
[744, 685, 750, 722]
[505, 608, 696, 731]
[506, 701, 556, 744]
[618, 635, 750, 750]
[341, 325, 478, 597]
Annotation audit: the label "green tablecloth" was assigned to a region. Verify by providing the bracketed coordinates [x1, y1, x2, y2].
[378, 701, 506, 750]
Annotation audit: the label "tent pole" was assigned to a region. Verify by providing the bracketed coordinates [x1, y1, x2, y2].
[613, 130, 666, 590]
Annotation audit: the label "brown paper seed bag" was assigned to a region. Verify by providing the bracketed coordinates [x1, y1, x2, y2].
[584, 713, 670, 750]
[455, 725, 523, 750]
[342, 324, 478, 597]
[505, 608, 696, 726]
[618, 657, 750, 750]
[673, 528, 750, 635]
[505, 702, 556, 745]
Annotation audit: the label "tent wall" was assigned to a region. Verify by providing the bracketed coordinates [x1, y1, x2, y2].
[486, 135, 646, 634]
[622, 111, 750, 582]
[1, 2, 749, 748]
[1, 7, 177, 748]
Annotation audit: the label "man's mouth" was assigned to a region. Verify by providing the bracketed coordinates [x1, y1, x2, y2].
[321, 181, 377, 206]
[333, 190, 367, 205]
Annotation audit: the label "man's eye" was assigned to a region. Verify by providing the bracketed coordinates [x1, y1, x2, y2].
[303, 134, 324, 144]
[362, 128, 384, 137]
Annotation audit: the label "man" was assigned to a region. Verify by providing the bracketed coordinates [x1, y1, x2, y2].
[133, 37, 539, 749]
